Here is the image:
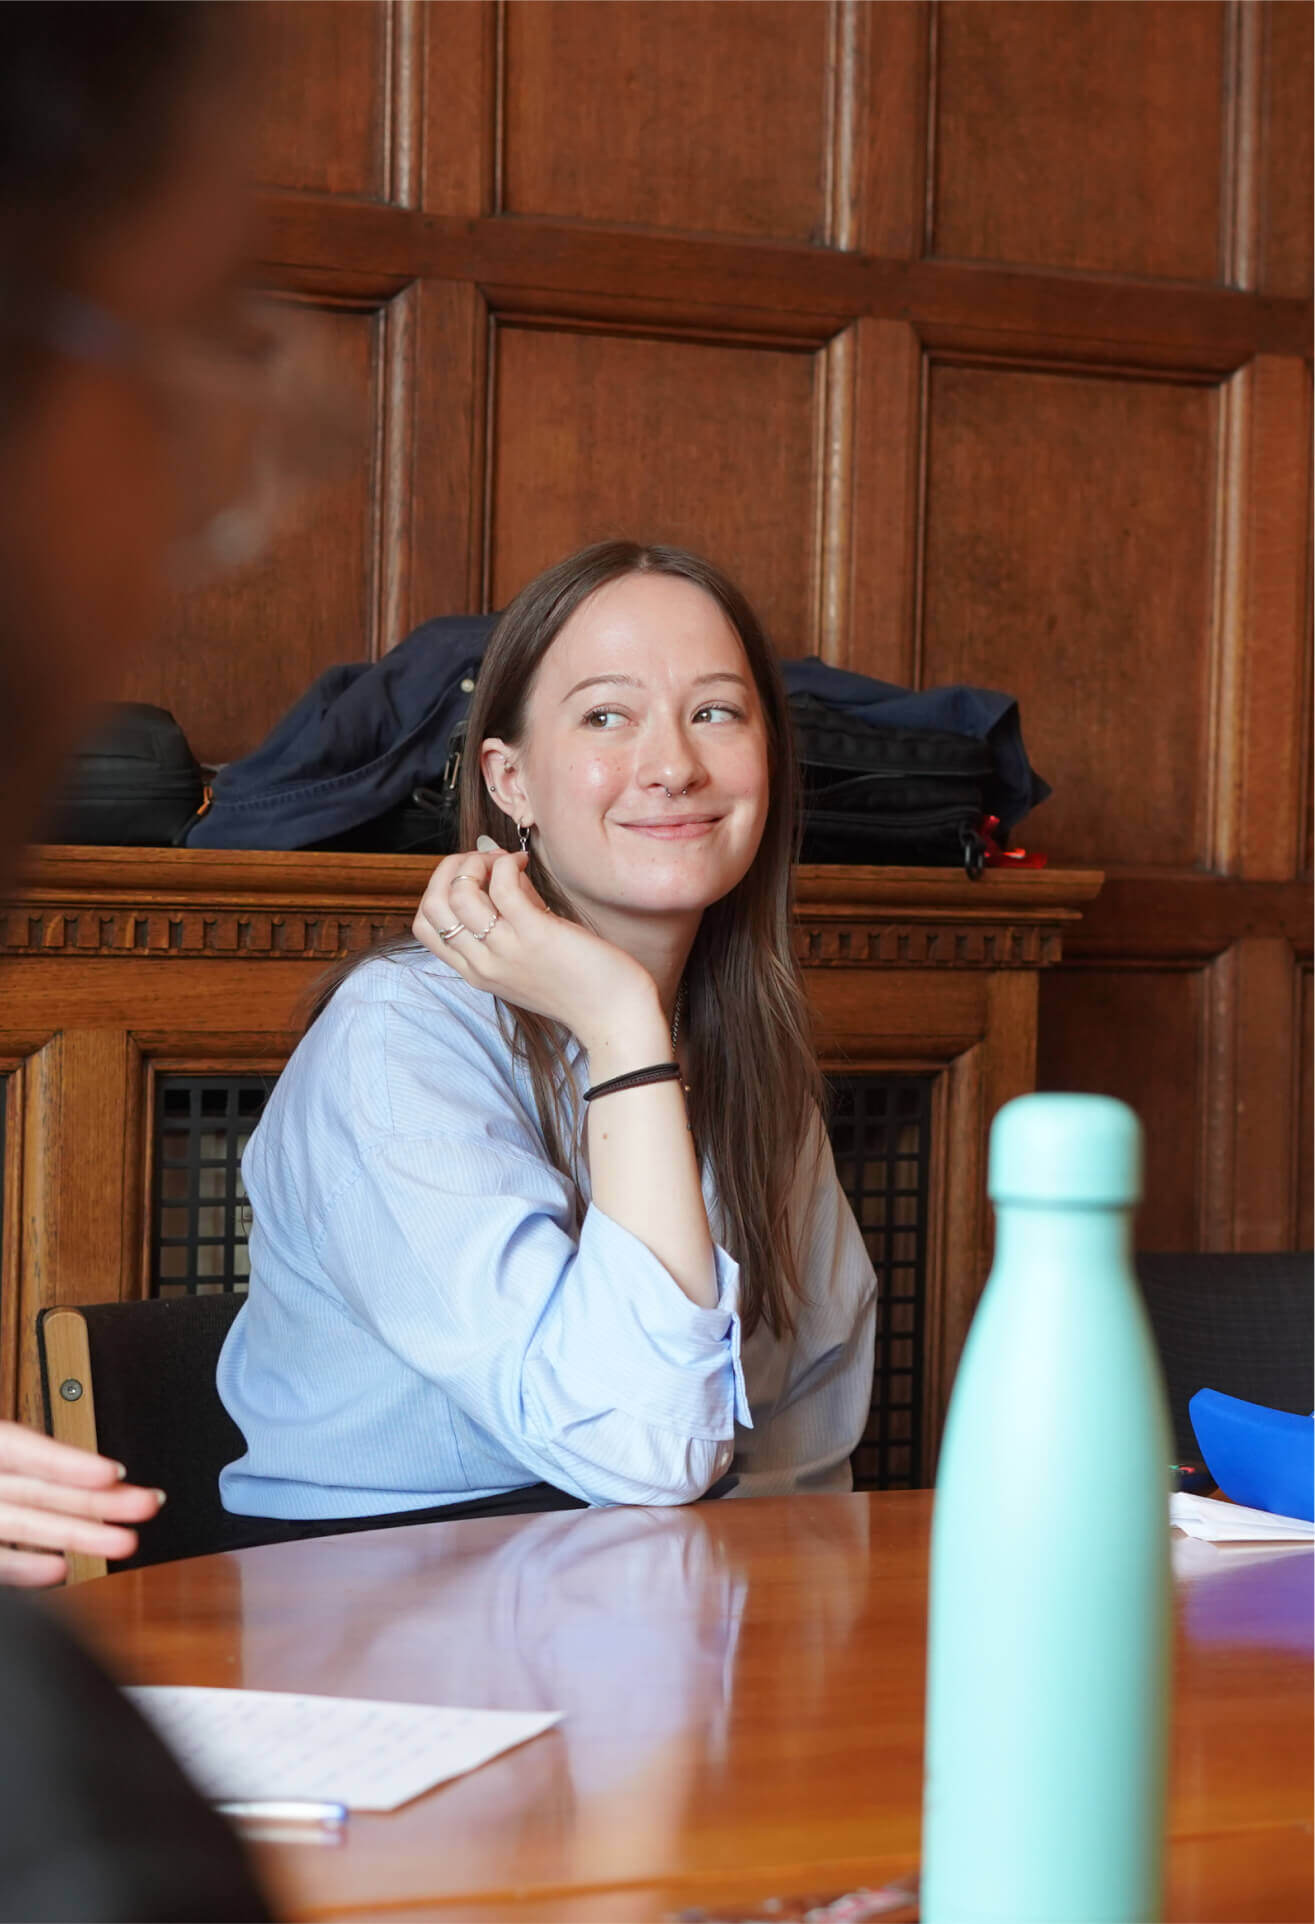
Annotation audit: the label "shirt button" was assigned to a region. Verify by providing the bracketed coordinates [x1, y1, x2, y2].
[460, 677, 476, 694]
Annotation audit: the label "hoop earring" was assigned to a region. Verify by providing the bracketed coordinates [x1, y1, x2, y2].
[518, 822, 531, 855]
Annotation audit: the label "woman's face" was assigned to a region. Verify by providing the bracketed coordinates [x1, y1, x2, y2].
[486, 572, 771, 927]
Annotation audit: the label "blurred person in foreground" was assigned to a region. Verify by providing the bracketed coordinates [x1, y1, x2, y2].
[0, 5, 274, 1916]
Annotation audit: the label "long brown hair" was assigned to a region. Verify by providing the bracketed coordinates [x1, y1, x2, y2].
[467, 540, 821, 1338]
[312, 541, 821, 1339]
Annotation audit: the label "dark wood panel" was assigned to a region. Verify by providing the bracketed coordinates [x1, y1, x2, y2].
[920, 362, 1216, 869]
[1063, 875, 1313, 963]
[252, 198, 1315, 365]
[1216, 939, 1302, 1250]
[825, 318, 922, 682]
[1260, 0, 1314, 297]
[405, 280, 487, 625]
[245, 1, 394, 201]
[932, 1, 1226, 282]
[1227, 357, 1312, 878]
[422, 0, 495, 217]
[114, 304, 384, 769]
[488, 324, 820, 645]
[501, 1, 831, 243]
[845, 0, 927, 258]
[1298, 967, 1313, 1250]
[1037, 967, 1205, 1249]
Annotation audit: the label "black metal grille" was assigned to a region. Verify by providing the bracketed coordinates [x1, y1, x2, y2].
[828, 1074, 933, 1490]
[152, 1077, 270, 1297]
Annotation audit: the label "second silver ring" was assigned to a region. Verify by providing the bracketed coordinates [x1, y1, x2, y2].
[471, 913, 500, 942]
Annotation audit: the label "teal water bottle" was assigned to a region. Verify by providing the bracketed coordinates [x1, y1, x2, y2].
[921, 1094, 1172, 1923]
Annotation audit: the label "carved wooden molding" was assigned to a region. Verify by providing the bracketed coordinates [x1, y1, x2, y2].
[1, 848, 1105, 971]
[2, 908, 414, 962]
[793, 921, 1064, 969]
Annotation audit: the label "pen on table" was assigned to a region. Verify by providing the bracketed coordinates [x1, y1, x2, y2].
[215, 1799, 348, 1829]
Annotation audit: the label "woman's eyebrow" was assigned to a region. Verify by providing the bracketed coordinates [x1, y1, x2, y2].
[561, 673, 642, 701]
[560, 670, 750, 702]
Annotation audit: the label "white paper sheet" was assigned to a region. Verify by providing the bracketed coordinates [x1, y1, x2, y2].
[126, 1686, 560, 1812]
[1169, 1491, 1314, 1543]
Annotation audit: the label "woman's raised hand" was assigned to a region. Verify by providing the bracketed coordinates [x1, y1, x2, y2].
[413, 845, 656, 1048]
[0, 1420, 163, 1587]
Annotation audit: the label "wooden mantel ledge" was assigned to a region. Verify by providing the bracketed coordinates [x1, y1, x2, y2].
[9, 845, 1104, 917]
[1, 847, 1103, 971]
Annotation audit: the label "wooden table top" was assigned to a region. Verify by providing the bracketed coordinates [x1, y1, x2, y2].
[60, 1491, 1312, 1924]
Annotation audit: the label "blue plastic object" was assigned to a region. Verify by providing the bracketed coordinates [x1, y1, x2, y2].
[1189, 1388, 1315, 1523]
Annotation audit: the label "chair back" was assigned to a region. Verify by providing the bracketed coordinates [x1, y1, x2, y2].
[1135, 1252, 1314, 1463]
[38, 1294, 255, 1574]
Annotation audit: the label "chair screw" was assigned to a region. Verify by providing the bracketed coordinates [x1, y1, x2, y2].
[59, 1379, 83, 1402]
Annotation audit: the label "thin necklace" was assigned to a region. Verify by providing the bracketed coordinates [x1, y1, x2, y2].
[671, 979, 686, 1049]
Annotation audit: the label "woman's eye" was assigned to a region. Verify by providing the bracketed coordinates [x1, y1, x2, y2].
[582, 707, 627, 729]
[693, 703, 743, 724]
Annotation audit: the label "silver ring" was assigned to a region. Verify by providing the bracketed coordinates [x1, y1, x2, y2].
[471, 914, 500, 942]
[437, 922, 466, 943]
[451, 872, 482, 886]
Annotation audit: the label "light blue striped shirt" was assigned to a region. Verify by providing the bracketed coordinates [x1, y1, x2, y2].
[218, 948, 876, 1519]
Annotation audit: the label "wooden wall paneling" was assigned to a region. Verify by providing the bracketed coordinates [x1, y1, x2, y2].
[1258, 0, 1315, 297]
[919, 359, 1217, 869]
[499, 1, 832, 243]
[1212, 356, 1312, 877]
[0, 1067, 17, 1421]
[1202, 937, 1302, 1250]
[244, 1, 402, 203]
[1037, 966, 1207, 1250]
[407, 280, 489, 622]
[14, 1032, 135, 1426]
[929, 0, 1227, 283]
[922, 967, 1039, 1468]
[832, 318, 923, 682]
[422, 0, 497, 217]
[252, 188, 1313, 365]
[378, 282, 418, 652]
[0, 1043, 50, 1423]
[1297, 966, 1313, 1250]
[116, 300, 390, 767]
[487, 323, 822, 646]
[0, 963, 316, 1038]
[831, 0, 927, 257]
[923, 1036, 982, 1477]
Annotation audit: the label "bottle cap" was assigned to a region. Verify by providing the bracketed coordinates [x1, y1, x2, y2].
[988, 1093, 1142, 1206]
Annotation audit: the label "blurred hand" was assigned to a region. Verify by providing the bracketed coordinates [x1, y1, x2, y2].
[0, 1420, 163, 1587]
[413, 847, 656, 1049]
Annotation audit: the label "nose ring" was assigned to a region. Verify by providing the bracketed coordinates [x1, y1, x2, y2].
[664, 784, 690, 799]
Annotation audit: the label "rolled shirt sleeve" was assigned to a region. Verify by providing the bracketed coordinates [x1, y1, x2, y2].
[320, 1134, 751, 1505]
[218, 961, 751, 1518]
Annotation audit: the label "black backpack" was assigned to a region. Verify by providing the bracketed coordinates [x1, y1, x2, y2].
[789, 692, 997, 874]
[43, 703, 205, 847]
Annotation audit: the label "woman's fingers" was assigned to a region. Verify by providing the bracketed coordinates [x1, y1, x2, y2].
[0, 1419, 126, 1490]
[485, 850, 537, 920]
[0, 1545, 68, 1588]
[0, 1473, 162, 1525]
[413, 850, 505, 957]
[0, 1495, 141, 1559]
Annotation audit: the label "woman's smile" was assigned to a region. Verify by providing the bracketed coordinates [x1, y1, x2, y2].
[617, 814, 723, 840]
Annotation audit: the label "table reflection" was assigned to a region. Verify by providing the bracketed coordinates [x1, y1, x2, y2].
[229, 1498, 872, 1886]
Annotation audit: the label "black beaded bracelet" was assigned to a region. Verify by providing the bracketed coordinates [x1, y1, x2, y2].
[583, 1061, 683, 1103]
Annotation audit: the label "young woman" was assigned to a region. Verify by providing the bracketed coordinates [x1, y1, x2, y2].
[218, 541, 876, 1529]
